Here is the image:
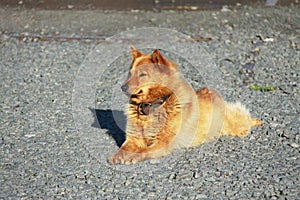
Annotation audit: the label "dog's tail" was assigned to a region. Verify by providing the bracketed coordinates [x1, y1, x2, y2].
[220, 102, 262, 137]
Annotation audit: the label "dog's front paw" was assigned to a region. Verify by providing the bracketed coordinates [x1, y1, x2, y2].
[109, 150, 143, 165]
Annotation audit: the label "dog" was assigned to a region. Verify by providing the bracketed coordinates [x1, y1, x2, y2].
[109, 46, 262, 164]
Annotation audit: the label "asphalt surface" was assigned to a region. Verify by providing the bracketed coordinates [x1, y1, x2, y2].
[1, 4, 300, 199]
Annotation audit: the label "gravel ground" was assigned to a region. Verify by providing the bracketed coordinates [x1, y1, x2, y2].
[1, 4, 299, 199]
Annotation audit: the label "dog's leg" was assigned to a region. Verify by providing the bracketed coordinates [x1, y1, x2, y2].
[109, 136, 172, 164]
[109, 136, 147, 165]
[134, 141, 172, 162]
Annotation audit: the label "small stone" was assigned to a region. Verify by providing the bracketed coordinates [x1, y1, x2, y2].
[148, 192, 156, 197]
[221, 5, 231, 12]
[130, 9, 139, 13]
[264, 37, 275, 42]
[149, 18, 157, 23]
[124, 180, 130, 186]
[25, 134, 36, 138]
[169, 173, 177, 180]
[270, 123, 278, 128]
[149, 158, 160, 164]
[196, 194, 208, 198]
[193, 171, 199, 179]
[290, 143, 299, 148]
[67, 5, 74, 9]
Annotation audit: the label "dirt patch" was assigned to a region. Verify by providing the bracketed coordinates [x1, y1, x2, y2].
[0, 0, 297, 10]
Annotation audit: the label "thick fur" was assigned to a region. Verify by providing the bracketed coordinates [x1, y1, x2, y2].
[109, 46, 262, 164]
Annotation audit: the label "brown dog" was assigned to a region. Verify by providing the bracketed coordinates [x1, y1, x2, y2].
[109, 46, 262, 164]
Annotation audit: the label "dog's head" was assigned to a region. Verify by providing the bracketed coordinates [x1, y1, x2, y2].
[121, 46, 179, 96]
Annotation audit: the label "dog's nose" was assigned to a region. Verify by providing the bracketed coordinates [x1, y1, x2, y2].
[121, 84, 128, 92]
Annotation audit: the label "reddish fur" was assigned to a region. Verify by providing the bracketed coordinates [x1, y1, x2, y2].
[109, 47, 262, 165]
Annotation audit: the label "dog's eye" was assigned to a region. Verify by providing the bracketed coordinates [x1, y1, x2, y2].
[139, 73, 147, 77]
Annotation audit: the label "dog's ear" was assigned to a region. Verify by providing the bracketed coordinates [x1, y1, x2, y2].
[151, 49, 165, 65]
[130, 45, 143, 60]
[151, 49, 179, 72]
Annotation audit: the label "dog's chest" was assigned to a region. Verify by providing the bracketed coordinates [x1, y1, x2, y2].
[128, 104, 167, 135]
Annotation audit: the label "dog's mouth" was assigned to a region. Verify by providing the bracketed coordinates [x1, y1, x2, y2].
[129, 93, 139, 99]
[127, 88, 144, 99]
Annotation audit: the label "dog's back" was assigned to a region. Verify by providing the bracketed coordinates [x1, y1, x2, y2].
[193, 87, 262, 146]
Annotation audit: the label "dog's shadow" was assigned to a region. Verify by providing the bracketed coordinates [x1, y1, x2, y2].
[89, 108, 126, 147]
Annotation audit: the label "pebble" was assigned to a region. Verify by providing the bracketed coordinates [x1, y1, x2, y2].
[290, 143, 299, 148]
[67, 5, 74, 9]
[193, 171, 199, 179]
[221, 5, 231, 12]
[196, 194, 208, 199]
[169, 173, 177, 180]
[149, 158, 160, 164]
